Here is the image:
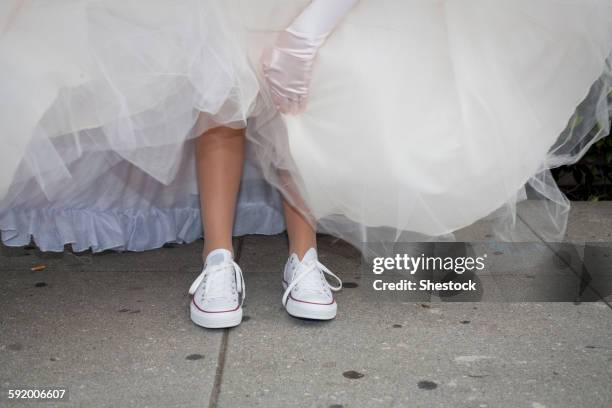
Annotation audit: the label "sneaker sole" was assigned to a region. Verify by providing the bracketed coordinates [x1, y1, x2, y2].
[190, 301, 243, 329]
[282, 282, 337, 320]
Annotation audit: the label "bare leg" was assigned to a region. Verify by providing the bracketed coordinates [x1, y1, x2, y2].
[283, 198, 317, 260]
[195, 126, 245, 259]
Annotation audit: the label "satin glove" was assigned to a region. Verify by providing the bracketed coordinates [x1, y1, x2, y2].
[262, 0, 359, 115]
[261, 29, 327, 115]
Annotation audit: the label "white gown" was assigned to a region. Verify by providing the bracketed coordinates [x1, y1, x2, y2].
[1, 0, 611, 252]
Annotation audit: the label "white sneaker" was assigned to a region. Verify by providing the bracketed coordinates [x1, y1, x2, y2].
[282, 248, 342, 320]
[188, 249, 245, 329]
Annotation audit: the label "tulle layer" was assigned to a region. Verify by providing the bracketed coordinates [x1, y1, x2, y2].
[0, 0, 284, 252]
[0, 0, 611, 254]
[244, 0, 612, 252]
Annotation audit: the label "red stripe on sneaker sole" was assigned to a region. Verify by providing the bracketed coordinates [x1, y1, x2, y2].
[192, 298, 240, 314]
[288, 293, 336, 305]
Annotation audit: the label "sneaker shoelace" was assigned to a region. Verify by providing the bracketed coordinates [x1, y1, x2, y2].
[189, 261, 245, 307]
[282, 259, 342, 306]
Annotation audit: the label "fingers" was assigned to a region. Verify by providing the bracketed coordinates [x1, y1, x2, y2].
[288, 96, 307, 115]
[267, 83, 308, 115]
[278, 95, 308, 115]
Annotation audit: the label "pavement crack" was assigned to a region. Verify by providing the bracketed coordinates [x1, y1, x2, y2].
[208, 330, 229, 408]
[207, 237, 243, 408]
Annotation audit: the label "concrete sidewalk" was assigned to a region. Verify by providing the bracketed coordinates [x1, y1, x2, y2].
[1, 202, 611, 408]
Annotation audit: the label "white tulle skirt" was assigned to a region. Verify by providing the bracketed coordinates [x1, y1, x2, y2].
[1, 0, 611, 253]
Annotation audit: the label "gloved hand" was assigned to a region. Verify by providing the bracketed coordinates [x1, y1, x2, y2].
[261, 29, 326, 115]
[262, 0, 359, 115]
